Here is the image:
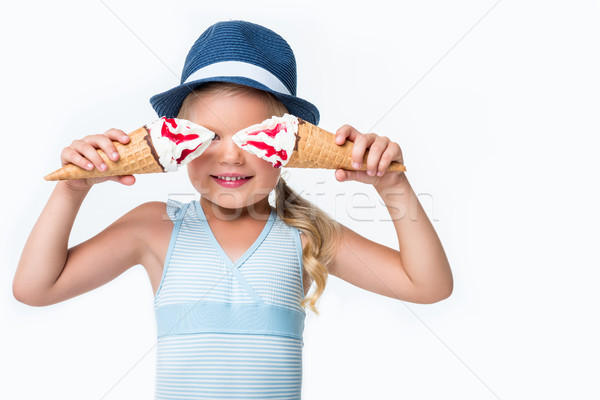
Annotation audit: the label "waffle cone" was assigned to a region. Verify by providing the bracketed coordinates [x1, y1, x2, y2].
[44, 127, 165, 181]
[285, 119, 406, 171]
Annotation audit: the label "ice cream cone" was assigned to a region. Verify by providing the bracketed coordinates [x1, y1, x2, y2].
[285, 119, 406, 172]
[44, 126, 165, 181]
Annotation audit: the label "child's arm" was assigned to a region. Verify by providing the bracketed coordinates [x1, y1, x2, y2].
[327, 125, 453, 304]
[13, 129, 151, 306]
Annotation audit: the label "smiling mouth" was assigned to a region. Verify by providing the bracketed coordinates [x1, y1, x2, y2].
[211, 175, 252, 181]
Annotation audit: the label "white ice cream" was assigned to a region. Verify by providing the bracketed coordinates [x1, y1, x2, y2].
[232, 113, 299, 167]
[145, 117, 215, 172]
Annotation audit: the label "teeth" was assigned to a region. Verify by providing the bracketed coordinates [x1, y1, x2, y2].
[217, 176, 247, 181]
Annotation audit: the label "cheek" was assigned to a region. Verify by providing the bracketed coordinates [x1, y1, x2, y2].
[263, 167, 281, 188]
[252, 158, 280, 181]
[186, 158, 209, 180]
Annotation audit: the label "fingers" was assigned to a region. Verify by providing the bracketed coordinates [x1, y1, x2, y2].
[377, 142, 402, 176]
[119, 175, 136, 185]
[363, 135, 390, 176]
[65, 139, 108, 172]
[108, 175, 136, 186]
[85, 129, 130, 168]
[334, 124, 360, 146]
[335, 124, 379, 169]
[61, 129, 130, 172]
[335, 169, 347, 182]
[82, 174, 136, 188]
[334, 168, 369, 184]
[334, 124, 404, 181]
[105, 128, 131, 147]
[61, 146, 96, 171]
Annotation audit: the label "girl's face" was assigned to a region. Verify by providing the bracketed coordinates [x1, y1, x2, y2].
[185, 89, 281, 216]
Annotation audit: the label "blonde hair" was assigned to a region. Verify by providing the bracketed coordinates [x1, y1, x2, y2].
[177, 82, 342, 315]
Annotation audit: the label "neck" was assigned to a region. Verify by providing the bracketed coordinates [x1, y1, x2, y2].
[200, 196, 272, 222]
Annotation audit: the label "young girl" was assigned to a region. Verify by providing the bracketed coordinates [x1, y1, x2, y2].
[14, 20, 452, 399]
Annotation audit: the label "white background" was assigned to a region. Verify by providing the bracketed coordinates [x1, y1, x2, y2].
[2, 1, 599, 399]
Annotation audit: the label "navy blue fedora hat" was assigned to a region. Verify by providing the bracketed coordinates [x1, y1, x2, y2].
[150, 20, 320, 125]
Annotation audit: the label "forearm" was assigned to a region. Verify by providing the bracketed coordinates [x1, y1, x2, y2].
[13, 182, 91, 301]
[376, 174, 453, 299]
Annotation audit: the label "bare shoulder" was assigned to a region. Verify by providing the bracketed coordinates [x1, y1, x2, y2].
[132, 201, 172, 227]
[110, 201, 172, 247]
[133, 202, 174, 296]
[42, 201, 172, 306]
[132, 201, 173, 262]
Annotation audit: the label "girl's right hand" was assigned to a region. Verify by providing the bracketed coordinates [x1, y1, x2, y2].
[59, 128, 136, 191]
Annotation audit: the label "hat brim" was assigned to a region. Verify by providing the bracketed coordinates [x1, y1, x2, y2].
[150, 77, 320, 125]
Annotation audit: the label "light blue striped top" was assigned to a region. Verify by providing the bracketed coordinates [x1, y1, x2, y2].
[154, 199, 306, 399]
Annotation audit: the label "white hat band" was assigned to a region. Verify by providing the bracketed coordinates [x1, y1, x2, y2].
[183, 61, 291, 95]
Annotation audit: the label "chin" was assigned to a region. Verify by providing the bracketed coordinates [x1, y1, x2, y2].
[202, 193, 271, 217]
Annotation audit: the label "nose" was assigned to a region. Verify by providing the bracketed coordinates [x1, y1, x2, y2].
[217, 137, 245, 165]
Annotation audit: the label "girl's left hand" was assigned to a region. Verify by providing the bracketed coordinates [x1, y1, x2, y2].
[334, 124, 405, 188]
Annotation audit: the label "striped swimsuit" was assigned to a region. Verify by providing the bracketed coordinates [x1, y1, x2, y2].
[154, 199, 306, 399]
